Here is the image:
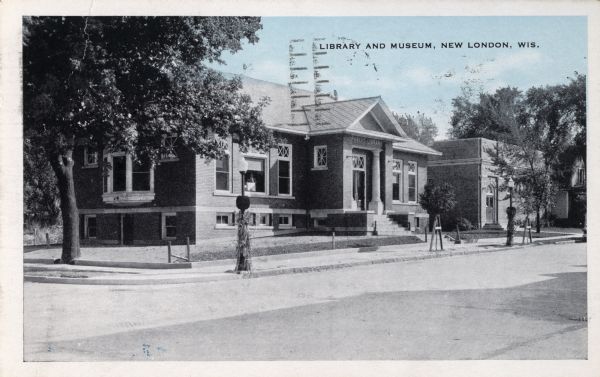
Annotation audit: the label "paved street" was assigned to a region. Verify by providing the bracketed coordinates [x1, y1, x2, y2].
[24, 243, 587, 361]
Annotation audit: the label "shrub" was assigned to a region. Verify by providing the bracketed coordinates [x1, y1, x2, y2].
[456, 217, 474, 231]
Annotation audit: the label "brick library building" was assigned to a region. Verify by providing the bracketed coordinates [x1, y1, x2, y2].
[74, 75, 441, 245]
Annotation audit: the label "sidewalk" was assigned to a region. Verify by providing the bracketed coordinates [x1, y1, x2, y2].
[24, 234, 582, 285]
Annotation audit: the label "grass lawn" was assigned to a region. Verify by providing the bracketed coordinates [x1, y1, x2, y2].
[444, 229, 573, 241]
[24, 233, 423, 263]
[191, 234, 423, 261]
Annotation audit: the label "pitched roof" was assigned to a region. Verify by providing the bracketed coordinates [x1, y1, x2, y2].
[224, 72, 440, 155]
[393, 139, 442, 156]
[302, 97, 380, 132]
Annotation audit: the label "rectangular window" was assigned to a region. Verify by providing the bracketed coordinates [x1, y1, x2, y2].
[259, 213, 271, 226]
[162, 213, 177, 239]
[393, 173, 402, 201]
[215, 212, 234, 227]
[102, 157, 109, 193]
[277, 144, 292, 195]
[408, 161, 417, 203]
[132, 158, 151, 191]
[85, 215, 97, 239]
[245, 157, 266, 193]
[392, 159, 403, 201]
[160, 135, 178, 161]
[112, 155, 126, 192]
[249, 213, 272, 227]
[278, 214, 292, 228]
[84, 147, 98, 167]
[215, 155, 230, 191]
[577, 168, 585, 186]
[314, 145, 327, 168]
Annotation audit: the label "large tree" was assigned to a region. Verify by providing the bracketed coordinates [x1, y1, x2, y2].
[419, 182, 457, 230]
[487, 75, 586, 232]
[23, 17, 274, 263]
[393, 112, 439, 146]
[448, 87, 523, 140]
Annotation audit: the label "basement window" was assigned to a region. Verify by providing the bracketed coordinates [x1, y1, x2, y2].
[84, 215, 97, 239]
[162, 213, 177, 239]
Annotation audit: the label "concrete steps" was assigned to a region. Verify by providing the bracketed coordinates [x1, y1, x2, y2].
[483, 223, 504, 230]
[371, 215, 412, 236]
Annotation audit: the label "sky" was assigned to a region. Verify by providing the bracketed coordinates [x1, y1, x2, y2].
[208, 17, 587, 139]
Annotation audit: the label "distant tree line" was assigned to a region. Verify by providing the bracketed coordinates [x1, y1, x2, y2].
[448, 73, 586, 231]
[393, 112, 438, 146]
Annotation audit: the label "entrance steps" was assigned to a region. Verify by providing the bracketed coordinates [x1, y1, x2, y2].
[483, 223, 504, 230]
[371, 214, 412, 236]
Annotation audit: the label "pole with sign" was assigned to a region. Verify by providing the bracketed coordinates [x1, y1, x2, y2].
[429, 214, 444, 252]
[234, 157, 252, 273]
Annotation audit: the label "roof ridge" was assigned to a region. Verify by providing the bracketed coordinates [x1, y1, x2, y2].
[302, 96, 381, 108]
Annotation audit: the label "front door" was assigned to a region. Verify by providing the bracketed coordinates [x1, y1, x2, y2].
[485, 184, 496, 224]
[352, 154, 366, 210]
[122, 214, 134, 245]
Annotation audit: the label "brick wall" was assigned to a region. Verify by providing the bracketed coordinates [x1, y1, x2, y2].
[428, 163, 481, 229]
[74, 145, 197, 210]
[430, 138, 481, 161]
[97, 214, 120, 243]
[308, 134, 345, 209]
[195, 133, 311, 240]
[154, 148, 196, 207]
[73, 146, 104, 209]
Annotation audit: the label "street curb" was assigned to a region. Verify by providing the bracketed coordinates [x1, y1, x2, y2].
[24, 272, 241, 285]
[240, 244, 531, 279]
[23, 258, 191, 269]
[24, 241, 553, 285]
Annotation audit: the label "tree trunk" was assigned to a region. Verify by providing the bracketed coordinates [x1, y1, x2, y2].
[535, 210, 541, 233]
[50, 149, 80, 263]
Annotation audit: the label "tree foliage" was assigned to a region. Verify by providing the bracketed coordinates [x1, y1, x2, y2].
[23, 16, 272, 161]
[23, 16, 272, 262]
[482, 74, 586, 231]
[393, 112, 438, 146]
[24, 139, 61, 227]
[448, 87, 523, 140]
[419, 182, 457, 218]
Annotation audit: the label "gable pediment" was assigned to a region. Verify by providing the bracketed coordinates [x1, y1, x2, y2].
[349, 101, 407, 138]
[354, 112, 386, 133]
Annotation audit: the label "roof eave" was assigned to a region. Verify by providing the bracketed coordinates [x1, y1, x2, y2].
[266, 125, 309, 135]
[345, 129, 404, 142]
[393, 145, 443, 156]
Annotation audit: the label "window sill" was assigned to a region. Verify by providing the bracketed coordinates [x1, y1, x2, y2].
[245, 192, 268, 197]
[250, 226, 274, 230]
[214, 225, 236, 230]
[102, 191, 155, 206]
[213, 190, 236, 196]
[212, 191, 296, 200]
[82, 164, 98, 169]
[159, 158, 179, 163]
[311, 166, 328, 171]
[162, 237, 177, 241]
[278, 226, 294, 229]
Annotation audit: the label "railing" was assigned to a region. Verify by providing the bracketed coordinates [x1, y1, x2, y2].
[167, 236, 191, 263]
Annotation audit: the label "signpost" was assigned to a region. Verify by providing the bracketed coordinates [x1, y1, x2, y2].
[429, 214, 444, 252]
[235, 157, 252, 273]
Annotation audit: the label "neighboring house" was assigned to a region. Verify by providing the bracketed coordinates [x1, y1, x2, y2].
[552, 157, 586, 227]
[427, 138, 514, 230]
[74, 75, 440, 245]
